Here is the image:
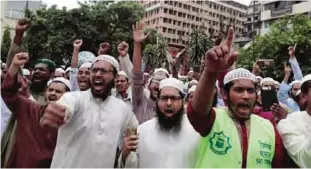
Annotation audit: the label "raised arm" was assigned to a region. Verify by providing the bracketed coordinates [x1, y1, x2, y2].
[288, 44, 303, 80]
[118, 41, 133, 80]
[277, 64, 291, 105]
[192, 27, 237, 116]
[70, 39, 82, 91]
[131, 22, 149, 108]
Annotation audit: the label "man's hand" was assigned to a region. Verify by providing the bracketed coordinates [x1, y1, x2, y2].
[288, 44, 296, 58]
[132, 21, 149, 43]
[40, 103, 67, 128]
[98, 42, 111, 55]
[284, 63, 291, 77]
[73, 39, 83, 49]
[271, 103, 288, 123]
[16, 18, 31, 35]
[118, 41, 129, 57]
[12, 53, 29, 67]
[203, 27, 238, 73]
[122, 128, 138, 161]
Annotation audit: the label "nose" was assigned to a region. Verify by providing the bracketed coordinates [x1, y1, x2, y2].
[242, 90, 250, 99]
[95, 71, 102, 77]
[166, 98, 172, 106]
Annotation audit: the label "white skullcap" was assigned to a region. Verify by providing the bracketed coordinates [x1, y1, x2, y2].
[159, 78, 184, 93]
[188, 70, 193, 74]
[48, 77, 72, 91]
[301, 74, 311, 88]
[189, 80, 198, 86]
[79, 62, 92, 69]
[154, 68, 169, 77]
[274, 80, 280, 85]
[289, 80, 301, 88]
[188, 85, 196, 94]
[144, 73, 149, 76]
[55, 68, 65, 74]
[118, 71, 128, 79]
[93, 55, 119, 71]
[65, 67, 71, 73]
[224, 68, 256, 86]
[22, 69, 30, 76]
[260, 77, 275, 86]
[256, 76, 263, 81]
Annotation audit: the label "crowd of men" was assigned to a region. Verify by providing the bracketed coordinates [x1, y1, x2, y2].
[0, 19, 311, 168]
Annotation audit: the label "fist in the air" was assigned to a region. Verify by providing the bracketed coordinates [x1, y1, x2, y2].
[40, 103, 67, 128]
[118, 41, 129, 57]
[16, 18, 31, 34]
[73, 39, 83, 48]
[12, 53, 29, 67]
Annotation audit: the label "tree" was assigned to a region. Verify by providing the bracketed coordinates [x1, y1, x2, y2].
[188, 27, 213, 67]
[238, 14, 311, 81]
[1, 26, 12, 61]
[23, 1, 145, 67]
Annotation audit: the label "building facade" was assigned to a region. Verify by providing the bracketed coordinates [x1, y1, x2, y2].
[137, 0, 247, 47]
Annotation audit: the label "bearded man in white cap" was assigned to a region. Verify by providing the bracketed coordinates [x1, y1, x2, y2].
[39, 54, 138, 168]
[131, 22, 168, 124]
[54, 68, 65, 78]
[1, 53, 71, 168]
[277, 74, 311, 168]
[120, 78, 200, 168]
[187, 27, 294, 168]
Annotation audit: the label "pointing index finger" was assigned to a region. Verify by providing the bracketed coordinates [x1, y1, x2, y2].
[225, 27, 234, 48]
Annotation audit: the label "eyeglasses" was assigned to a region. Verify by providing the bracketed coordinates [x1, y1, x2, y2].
[159, 95, 182, 102]
[90, 68, 113, 75]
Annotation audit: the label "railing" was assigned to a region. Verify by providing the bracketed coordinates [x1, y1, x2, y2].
[271, 6, 292, 17]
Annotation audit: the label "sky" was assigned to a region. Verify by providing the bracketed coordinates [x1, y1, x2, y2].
[42, 0, 252, 9]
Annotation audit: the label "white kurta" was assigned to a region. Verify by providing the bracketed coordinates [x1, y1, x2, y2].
[121, 114, 201, 168]
[51, 90, 138, 168]
[277, 111, 311, 168]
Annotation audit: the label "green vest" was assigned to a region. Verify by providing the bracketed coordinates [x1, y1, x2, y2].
[195, 108, 275, 168]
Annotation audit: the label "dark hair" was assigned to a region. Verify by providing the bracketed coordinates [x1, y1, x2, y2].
[301, 80, 311, 94]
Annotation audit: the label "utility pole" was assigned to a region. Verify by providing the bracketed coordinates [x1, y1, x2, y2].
[252, 0, 255, 59]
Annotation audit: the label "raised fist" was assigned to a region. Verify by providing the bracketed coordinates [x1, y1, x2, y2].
[73, 39, 83, 48]
[12, 52, 29, 67]
[16, 18, 31, 34]
[98, 42, 111, 55]
[288, 44, 296, 57]
[118, 41, 129, 57]
[40, 103, 67, 128]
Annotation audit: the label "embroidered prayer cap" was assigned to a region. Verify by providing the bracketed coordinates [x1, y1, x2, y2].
[55, 68, 65, 74]
[159, 78, 184, 93]
[79, 62, 92, 69]
[289, 80, 301, 88]
[188, 85, 197, 94]
[260, 77, 275, 86]
[48, 77, 72, 91]
[93, 55, 119, 71]
[35, 59, 56, 71]
[153, 68, 169, 77]
[22, 69, 30, 76]
[274, 80, 280, 85]
[118, 71, 128, 79]
[65, 67, 71, 73]
[296, 89, 301, 96]
[301, 74, 311, 93]
[223, 68, 256, 86]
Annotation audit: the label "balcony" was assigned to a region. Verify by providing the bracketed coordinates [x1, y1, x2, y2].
[271, 6, 292, 17]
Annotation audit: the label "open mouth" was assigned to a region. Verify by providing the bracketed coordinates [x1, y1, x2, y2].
[93, 79, 105, 91]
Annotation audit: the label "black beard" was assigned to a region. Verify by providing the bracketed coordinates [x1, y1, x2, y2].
[156, 103, 184, 133]
[30, 80, 49, 93]
[90, 80, 114, 101]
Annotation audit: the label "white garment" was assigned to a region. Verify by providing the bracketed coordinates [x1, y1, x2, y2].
[121, 115, 201, 168]
[51, 90, 138, 168]
[277, 111, 311, 168]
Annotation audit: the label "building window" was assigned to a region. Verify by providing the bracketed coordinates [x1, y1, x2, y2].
[254, 16, 258, 21]
[247, 17, 251, 21]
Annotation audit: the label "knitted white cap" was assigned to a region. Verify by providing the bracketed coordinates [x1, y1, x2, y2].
[55, 68, 65, 74]
[289, 80, 301, 88]
[118, 71, 128, 79]
[260, 77, 275, 86]
[154, 68, 169, 77]
[188, 85, 197, 94]
[22, 69, 30, 76]
[301, 74, 311, 89]
[274, 80, 280, 85]
[48, 77, 72, 91]
[160, 78, 184, 93]
[224, 68, 256, 86]
[79, 62, 92, 69]
[93, 55, 119, 71]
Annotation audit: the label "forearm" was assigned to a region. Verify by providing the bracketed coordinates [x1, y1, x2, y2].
[71, 48, 80, 68]
[192, 69, 218, 115]
[119, 54, 133, 80]
[289, 57, 303, 80]
[132, 43, 142, 73]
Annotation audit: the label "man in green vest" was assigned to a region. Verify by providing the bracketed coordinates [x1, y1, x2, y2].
[187, 27, 293, 168]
